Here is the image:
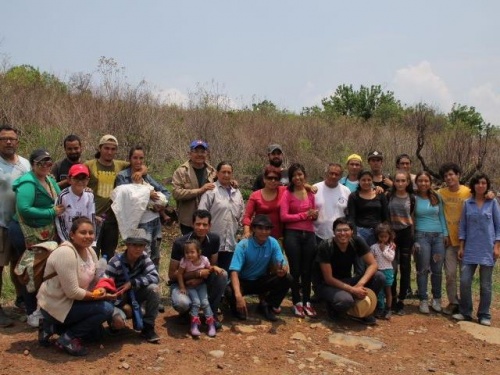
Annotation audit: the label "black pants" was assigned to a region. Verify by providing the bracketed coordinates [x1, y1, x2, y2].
[230, 274, 292, 309]
[392, 226, 414, 301]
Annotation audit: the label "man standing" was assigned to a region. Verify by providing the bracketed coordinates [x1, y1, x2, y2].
[172, 140, 216, 235]
[252, 143, 288, 191]
[106, 228, 160, 343]
[51, 134, 83, 189]
[367, 151, 393, 192]
[313, 217, 384, 325]
[229, 215, 292, 321]
[168, 210, 227, 326]
[314, 163, 351, 244]
[85, 135, 129, 259]
[0, 125, 30, 327]
[340, 154, 363, 193]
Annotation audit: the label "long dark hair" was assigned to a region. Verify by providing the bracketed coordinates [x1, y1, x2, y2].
[287, 163, 307, 192]
[415, 171, 439, 206]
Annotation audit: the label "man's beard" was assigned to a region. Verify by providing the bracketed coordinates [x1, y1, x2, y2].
[270, 159, 282, 168]
[67, 154, 81, 162]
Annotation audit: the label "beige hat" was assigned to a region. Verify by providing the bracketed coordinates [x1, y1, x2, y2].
[346, 289, 377, 318]
[99, 134, 118, 146]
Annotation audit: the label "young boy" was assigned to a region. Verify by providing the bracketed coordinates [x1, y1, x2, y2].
[55, 164, 96, 242]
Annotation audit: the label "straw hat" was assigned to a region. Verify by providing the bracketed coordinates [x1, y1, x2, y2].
[346, 289, 377, 318]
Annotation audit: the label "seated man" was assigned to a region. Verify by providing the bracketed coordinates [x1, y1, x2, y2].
[313, 217, 385, 325]
[168, 209, 228, 327]
[106, 228, 160, 343]
[229, 214, 292, 322]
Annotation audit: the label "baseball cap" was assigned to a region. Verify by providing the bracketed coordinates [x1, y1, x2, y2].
[346, 154, 362, 163]
[68, 164, 90, 177]
[125, 228, 151, 245]
[251, 214, 274, 228]
[267, 144, 283, 154]
[30, 149, 52, 164]
[367, 150, 383, 160]
[190, 140, 208, 150]
[99, 134, 119, 147]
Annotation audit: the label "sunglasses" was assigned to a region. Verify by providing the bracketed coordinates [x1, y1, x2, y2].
[265, 175, 280, 181]
[36, 160, 53, 168]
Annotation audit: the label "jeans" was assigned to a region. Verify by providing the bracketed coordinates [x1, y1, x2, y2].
[187, 283, 213, 318]
[392, 226, 413, 301]
[138, 217, 162, 267]
[444, 245, 460, 305]
[283, 229, 316, 305]
[415, 231, 445, 300]
[459, 263, 493, 320]
[41, 300, 114, 340]
[134, 284, 160, 326]
[171, 271, 228, 315]
[95, 220, 119, 260]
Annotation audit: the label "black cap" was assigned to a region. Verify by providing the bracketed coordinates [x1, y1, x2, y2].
[367, 150, 383, 160]
[251, 214, 274, 228]
[29, 149, 52, 164]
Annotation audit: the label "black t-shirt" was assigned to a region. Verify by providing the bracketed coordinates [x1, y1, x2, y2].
[170, 232, 220, 262]
[51, 158, 78, 182]
[347, 191, 389, 228]
[314, 236, 369, 283]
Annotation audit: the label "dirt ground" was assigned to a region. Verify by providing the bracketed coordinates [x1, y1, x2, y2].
[1, 225, 499, 375]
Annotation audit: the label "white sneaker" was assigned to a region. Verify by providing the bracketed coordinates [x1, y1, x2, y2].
[431, 298, 442, 312]
[27, 309, 42, 328]
[419, 300, 430, 314]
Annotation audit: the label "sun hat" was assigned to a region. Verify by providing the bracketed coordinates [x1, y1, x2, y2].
[346, 289, 377, 318]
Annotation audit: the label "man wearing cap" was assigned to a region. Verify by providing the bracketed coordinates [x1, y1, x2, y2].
[252, 143, 289, 191]
[0, 125, 31, 327]
[367, 151, 393, 192]
[313, 217, 384, 325]
[313, 163, 351, 244]
[172, 140, 216, 235]
[85, 135, 130, 259]
[55, 164, 96, 242]
[340, 154, 363, 193]
[106, 228, 160, 343]
[228, 214, 292, 322]
[51, 134, 83, 189]
[168, 209, 227, 327]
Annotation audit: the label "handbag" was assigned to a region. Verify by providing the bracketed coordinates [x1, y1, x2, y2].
[119, 254, 144, 331]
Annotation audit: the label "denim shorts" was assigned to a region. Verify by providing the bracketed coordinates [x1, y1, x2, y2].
[380, 269, 394, 287]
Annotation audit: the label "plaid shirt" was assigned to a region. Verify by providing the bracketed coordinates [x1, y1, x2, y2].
[106, 251, 159, 289]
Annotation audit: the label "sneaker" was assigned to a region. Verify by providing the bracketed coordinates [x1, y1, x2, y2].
[56, 334, 88, 356]
[206, 316, 217, 337]
[442, 303, 459, 316]
[271, 306, 282, 314]
[190, 316, 201, 337]
[141, 325, 160, 343]
[27, 309, 43, 328]
[419, 300, 430, 314]
[303, 302, 317, 317]
[374, 308, 384, 319]
[38, 318, 54, 347]
[452, 313, 472, 321]
[0, 308, 14, 328]
[431, 298, 442, 313]
[293, 302, 305, 318]
[383, 310, 392, 320]
[479, 318, 491, 326]
[14, 296, 26, 312]
[392, 300, 405, 315]
[257, 303, 277, 322]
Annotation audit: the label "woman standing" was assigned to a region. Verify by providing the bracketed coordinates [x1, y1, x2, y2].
[9, 149, 64, 327]
[37, 217, 116, 356]
[453, 173, 500, 326]
[280, 163, 318, 318]
[414, 171, 448, 314]
[198, 161, 244, 271]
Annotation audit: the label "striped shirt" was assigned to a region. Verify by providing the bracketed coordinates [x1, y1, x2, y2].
[106, 252, 159, 288]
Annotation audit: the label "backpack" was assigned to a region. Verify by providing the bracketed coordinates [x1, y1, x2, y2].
[14, 241, 59, 293]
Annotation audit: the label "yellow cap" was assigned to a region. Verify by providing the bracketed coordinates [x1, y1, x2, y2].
[346, 154, 362, 163]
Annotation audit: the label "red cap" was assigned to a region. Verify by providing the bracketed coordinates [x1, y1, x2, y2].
[68, 164, 90, 177]
[94, 277, 117, 293]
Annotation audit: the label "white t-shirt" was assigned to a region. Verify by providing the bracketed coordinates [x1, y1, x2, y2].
[313, 181, 351, 240]
[56, 187, 96, 241]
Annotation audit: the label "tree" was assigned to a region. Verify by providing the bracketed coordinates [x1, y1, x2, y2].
[447, 103, 486, 134]
[4, 64, 67, 92]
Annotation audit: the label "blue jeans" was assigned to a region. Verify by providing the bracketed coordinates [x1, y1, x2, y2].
[41, 300, 114, 340]
[459, 263, 493, 320]
[415, 231, 445, 300]
[138, 217, 161, 266]
[187, 283, 213, 318]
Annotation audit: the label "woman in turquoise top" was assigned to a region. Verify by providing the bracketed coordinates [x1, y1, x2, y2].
[9, 149, 64, 327]
[414, 171, 448, 315]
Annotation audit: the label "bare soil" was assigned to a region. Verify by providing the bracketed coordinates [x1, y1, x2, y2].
[1, 225, 499, 375]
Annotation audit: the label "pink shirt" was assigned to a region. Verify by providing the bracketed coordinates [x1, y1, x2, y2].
[243, 186, 286, 238]
[280, 190, 315, 233]
[179, 255, 211, 273]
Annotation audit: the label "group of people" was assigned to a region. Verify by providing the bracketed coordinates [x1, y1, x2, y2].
[0, 126, 498, 356]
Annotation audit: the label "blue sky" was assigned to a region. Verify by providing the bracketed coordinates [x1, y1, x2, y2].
[2, 1, 499, 123]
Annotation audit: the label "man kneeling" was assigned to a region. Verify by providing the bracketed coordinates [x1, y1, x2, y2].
[229, 215, 292, 322]
[106, 228, 161, 342]
[313, 217, 385, 325]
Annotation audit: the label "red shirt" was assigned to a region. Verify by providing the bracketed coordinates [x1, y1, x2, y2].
[243, 186, 286, 239]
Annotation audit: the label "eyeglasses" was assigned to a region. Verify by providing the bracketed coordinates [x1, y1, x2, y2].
[265, 176, 280, 181]
[254, 225, 272, 231]
[0, 137, 18, 142]
[36, 160, 53, 168]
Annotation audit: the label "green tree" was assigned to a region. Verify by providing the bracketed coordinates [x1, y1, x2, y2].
[447, 103, 487, 134]
[4, 64, 67, 92]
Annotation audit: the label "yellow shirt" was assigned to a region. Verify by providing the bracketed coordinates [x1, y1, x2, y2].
[438, 185, 471, 246]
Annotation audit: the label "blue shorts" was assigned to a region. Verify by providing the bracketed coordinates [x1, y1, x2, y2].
[380, 269, 394, 287]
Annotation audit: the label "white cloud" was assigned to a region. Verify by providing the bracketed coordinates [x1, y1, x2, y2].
[155, 87, 189, 106]
[468, 84, 500, 125]
[392, 61, 454, 111]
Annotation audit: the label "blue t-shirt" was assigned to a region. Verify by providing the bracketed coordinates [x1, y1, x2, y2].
[229, 236, 286, 280]
[340, 177, 359, 193]
[415, 196, 448, 236]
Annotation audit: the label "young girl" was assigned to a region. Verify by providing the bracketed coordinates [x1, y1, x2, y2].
[177, 240, 223, 337]
[371, 223, 396, 320]
[387, 170, 415, 314]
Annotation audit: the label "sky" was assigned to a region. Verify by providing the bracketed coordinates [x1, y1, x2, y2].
[2, 1, 500, 124]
